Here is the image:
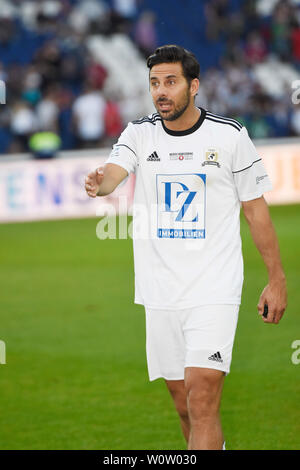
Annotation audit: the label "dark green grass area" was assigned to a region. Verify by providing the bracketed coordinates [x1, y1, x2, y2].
[0, 205, 299, 450]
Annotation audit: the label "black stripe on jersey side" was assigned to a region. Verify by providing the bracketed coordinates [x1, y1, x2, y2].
[115, 144, 137, 156]
[206, 112, 243, 129]
[205, 116, 242, 132]
[232, 158, 262, 174]
[206, 112, 243, 130]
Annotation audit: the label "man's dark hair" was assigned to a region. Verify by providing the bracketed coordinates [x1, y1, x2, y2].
[147, 45, 200, 85]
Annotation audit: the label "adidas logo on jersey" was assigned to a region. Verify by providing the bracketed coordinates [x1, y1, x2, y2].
[147, 151, 160, 161]
[208, 351, 223, 363]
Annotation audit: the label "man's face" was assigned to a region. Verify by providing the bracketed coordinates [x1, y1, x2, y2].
[149, 62, 192, 121]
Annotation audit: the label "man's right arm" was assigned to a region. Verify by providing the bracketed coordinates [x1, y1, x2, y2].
[85, 163, 129, 197]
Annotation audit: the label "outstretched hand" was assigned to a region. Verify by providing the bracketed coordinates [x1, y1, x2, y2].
[85, 167, 104, 198]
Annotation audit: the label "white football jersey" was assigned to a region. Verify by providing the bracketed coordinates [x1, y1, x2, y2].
[105, 108, 272, 309]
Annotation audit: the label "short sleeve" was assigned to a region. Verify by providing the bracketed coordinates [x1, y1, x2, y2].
[105, 122, 138, 174]
[232, 127, 272, 201]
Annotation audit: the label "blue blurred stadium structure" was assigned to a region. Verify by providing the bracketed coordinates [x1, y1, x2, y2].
[0, 0, 300, 155]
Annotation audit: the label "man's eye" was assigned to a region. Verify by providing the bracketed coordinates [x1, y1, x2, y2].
[169, 80, 175, 85]
[151, 82, 159, 87]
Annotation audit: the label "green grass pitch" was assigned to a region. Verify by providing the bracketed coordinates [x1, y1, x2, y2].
[0, 204, 299, 450]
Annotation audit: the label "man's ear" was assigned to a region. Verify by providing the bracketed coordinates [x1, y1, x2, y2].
[190, 78, 200, 98]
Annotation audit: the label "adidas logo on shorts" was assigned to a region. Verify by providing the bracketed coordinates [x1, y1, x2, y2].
[208, 351, 223, 363]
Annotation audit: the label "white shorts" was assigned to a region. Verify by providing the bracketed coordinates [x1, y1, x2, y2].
[145, 304, 239, 381]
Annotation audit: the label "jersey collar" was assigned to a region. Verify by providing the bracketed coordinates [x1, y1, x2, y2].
[161, 107, 206, 136]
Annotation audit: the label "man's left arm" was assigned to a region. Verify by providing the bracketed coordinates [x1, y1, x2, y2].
[242, 196, 287, 324]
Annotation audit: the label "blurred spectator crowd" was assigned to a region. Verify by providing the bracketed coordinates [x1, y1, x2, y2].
[0, 0, 300, 156]
[195, 0, 300, 139]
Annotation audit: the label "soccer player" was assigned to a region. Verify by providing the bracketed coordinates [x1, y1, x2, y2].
[85, 45, 287, 450]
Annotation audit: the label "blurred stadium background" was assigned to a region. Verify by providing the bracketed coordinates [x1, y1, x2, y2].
[0, 0, 299, 450]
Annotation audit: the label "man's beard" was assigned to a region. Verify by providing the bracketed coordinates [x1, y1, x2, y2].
[155, 90, 190, 121]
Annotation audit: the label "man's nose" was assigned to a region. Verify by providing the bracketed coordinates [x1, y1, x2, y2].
[155, 84, 167, 96]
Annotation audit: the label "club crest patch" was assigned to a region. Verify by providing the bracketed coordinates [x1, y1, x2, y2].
[202, 149, 220, 168]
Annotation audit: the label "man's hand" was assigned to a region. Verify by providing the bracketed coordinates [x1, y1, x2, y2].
[85, 163, 128, 197]
[258, 278, 287, 324]
[85, 167, 104, 198]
